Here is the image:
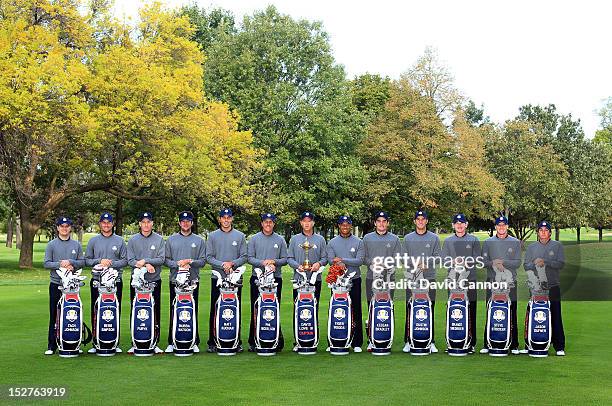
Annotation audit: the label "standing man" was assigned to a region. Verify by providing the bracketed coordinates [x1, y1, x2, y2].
[402, 209, 441, 354]
[523, 220, 566, 356]
[247, 213, 288, 352]
[84, 212, 128, 354]
[205, 208, 248, 353]
[43, 216, 86, 355]
[164, 211, 206, 354]
[480, 215, 522, 355]
[327, 215, 365, 353]
[127, 212, 165, 354]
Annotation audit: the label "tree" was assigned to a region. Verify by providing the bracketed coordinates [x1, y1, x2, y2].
[349, 73, 391, 121]
[179, 5, 235, 52]
[0, 1, 258, 267]
[594, 97, 612, 145]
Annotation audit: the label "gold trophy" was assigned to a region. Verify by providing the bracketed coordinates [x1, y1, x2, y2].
[299, 239, 312, 271]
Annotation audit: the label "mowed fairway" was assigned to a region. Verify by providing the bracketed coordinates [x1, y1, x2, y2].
[0, 237, 611, 405]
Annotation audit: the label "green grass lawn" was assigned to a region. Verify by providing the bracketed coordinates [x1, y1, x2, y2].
[0, 236, 611, 405]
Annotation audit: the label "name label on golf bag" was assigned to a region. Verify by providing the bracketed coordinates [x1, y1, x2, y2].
[486, 294, 511, 350]
[446, 293, 469, 349]
[328, 292, 352, 348]
[173, 294, 196, 350]
[255, 293, 280, 348]
[526, 297, 551, 351]
[215, 291, 240, 349]
[295, 292, 318, 347]
[132, 293, 155, 349]
[369, 292, 393, 348]
[57, 293, 83, 350]
[408, 293, 432, 349]
[95, 293, 119, 349]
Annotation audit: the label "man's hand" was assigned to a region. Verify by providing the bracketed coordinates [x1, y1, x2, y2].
[535, 258, 545, 267]
[262, 259, 276, 267]
[332, 257, 342, 264]
[100, 258, 112, 268]
[297, 265, 304, 272]
[493, 258, 504, 270]
[311, 262, 321, 272]
[135, 259, 146, 268]
[177, 259, 192, 268]
[60, 260, 71, 268]
[66, 264, 75, 271]
[222, 261, 234, 274]
[145, 264, 155, 273]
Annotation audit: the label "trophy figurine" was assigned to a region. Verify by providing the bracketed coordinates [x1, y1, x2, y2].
[299, 239, 312, 271]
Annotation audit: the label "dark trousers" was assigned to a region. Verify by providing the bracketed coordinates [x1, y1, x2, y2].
[349, 278, 364, 347]
[48, 282, 62, 351]
[292, 280, 322, 345]
[130, 282, 162, 347]
[483, 286, 518, 350]
[168, 281, 200, 346]
[548, 286, 565, 351]
[208, 278, 243, 347]
[90, 279, 124, 345]
[248, 275, 284, 350]
[404, 282, 437, 344]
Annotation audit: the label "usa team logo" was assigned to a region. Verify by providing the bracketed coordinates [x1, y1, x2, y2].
[66, 309, 78, 322]
[377, 309, 389, 321]
[299, 309, 312, 321]
[415, 309, 428, 321]
[137, 309, 149, 321]
[451, 309, 463, 321]
[534, 311, 547, 323]
[222, 309, 234, 321]
[334, 308, 346, 320]
[179, 310, 191, 322]
[263, 309, 275, 321]
[493, 309, 506, 322]
[102, 309, 114, 322]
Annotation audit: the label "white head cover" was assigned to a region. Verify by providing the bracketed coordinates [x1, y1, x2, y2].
[131, 267, 148, 288]
[100, 268, 118, 287]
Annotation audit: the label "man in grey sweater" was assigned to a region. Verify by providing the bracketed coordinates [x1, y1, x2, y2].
[327, 215, 365, 352]
[480, 215, 522, 355]
[84, 212, 128, 354]
[205, 208, 248, 353]
[440, 213, 482, 353]
[523, 220, 566, 356]
[43, 216, 86, 355]
[402, 209, 441, 354]
[164, 211, 206, 354]
[127, 211, 165, 354]
[247, 213, 288, 352]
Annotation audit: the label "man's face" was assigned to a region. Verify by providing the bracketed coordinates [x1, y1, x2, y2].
[57, 224, 71, 238]
[219, 215, 233, 229]
[375, 217, 388, 233]
[414, 216, 428, 231]
[99, 220, 113, 234]
[339, 222, 352, 236]
[495, 222, 508, 238]
[538, 227, 551, 241]
[179, 219, 193, 233]
[300, 218, 314, 233]
[261, 219, 275, 234]
[453, 221, 467, 234]
[140, 219, 153, 234]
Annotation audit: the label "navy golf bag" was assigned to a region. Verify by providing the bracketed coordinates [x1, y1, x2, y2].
[212, 267, 246, 356]
[367, 270, 395, 355]
[171, 269, 198, 356]
[92, 267, 120, 356]
[55, 269, 91, 357]
[405, 270, 433, 355]
[253, 267, 280, 356]
[293, 269, 323, 355]
[524, 268, 551, 357]
[485, 289, 512, 356]
[130, 268, 158, 356]
[445, 268, 471, 356]
[327, 270, 355, 355]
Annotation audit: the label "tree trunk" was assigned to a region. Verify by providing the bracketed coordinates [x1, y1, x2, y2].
[576, 226, 581, 244]
[6, 212, 13, 248]
[599, 226, 603, 242]
[18, 217, 39, 269]
[15, 216, 22, 249]
[555, 226, 560, 241]
[77, 227, 84, 246]
[115, 197, 124, 236]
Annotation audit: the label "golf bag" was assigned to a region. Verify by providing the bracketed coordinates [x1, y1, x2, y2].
[92, 266, 120, 356]
[55, 269, 91, 357]
[130, 268, 158, 356]
[524, 268, 551, 357]
[211, 266, 246, 356]
[445, 268, 471, 356]
[485, 268, 513, 356]
[293, 268, 324, 355]
[405, 270, 433, 355]
[326, 267, 356, 355]
[171, 268, 198, 356]
[367, 269, 395, 355]
[253, 266, 280, 356]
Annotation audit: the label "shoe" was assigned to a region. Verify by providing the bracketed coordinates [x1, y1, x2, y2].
[115, 347, 122, 353]
[154, 346, 164, 354]
[207, 345, 216, 353]
[479, 348, 489, 354]
[237, 345, 244, 353]
[193, 345, 200, 353]
[44, 349, 54, 356]
[292, 345, 298, 352]
[127, 347, 135, 354]
[468, 347, 475, 354]
[326, 346, 330, 352]
[165, 345, 174, 353]
[430, 343, 439, 353]
[511, 349, 520, 355]
[367, 343, 373, 352]
[519, 349, 529, 354]
[402, 342, 411, 353]
[88, 347, 97, 354]
[353, 346, 362, 353]
[556, 350, 565, 356]
[248, 345, 255, 352]
[78, 349, 83, 354]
